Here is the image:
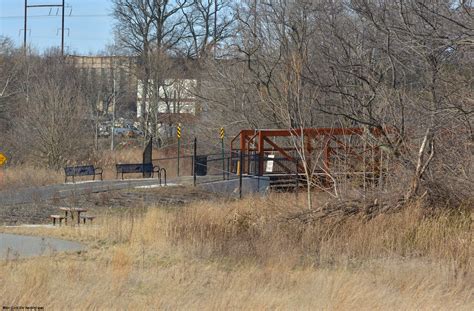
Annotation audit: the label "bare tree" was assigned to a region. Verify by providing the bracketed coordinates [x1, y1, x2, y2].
[0, 37, 20, 127]
[112, 0, 190, 140]
[344, 0, 473, 200]
[180, 0, 235, 58]
[11, 51, 92, 169]
[200, 0, 473, 204]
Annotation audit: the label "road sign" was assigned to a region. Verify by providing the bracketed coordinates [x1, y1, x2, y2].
[177, 124, 181, 139]
[220, 127, 225, 139]
[0, 152, 7, 166]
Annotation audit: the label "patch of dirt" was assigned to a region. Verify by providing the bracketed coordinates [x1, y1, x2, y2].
[0, 186, 221, 225]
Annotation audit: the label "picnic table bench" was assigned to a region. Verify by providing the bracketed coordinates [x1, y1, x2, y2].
[80, 215, 96, 224]
[50, 214, 66, 226]
[64, 165, 103, 183]
[115, 163, 160, 180]
[51, 207, 95, 226]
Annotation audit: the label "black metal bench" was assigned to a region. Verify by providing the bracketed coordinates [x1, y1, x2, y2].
[64, 165, 103, 183]
[115, 163, 160, 180]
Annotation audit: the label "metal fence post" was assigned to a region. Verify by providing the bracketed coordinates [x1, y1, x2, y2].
[193, 137, 197, 186]
[239, 150, 243, 199]
[295, 159, 299, 199]
[222, 138, 225, 180]
[177, 137, 180, 177]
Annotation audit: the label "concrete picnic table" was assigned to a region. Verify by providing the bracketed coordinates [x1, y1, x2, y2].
[59, 207, 88, 225]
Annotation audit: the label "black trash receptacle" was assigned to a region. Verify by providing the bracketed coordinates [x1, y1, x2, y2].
[194, 155, 208, 176]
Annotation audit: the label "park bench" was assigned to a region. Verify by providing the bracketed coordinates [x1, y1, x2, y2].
[115, 163, 160, 180]
[50, 214, 66, 226]
[64, 165, 103, 183]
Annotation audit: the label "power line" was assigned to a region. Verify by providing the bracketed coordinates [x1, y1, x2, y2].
[28, 35, 108, 41]
[1, 14, 109, 19]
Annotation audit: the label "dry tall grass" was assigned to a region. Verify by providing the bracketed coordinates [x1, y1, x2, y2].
[0, 165, 64, 190]
[1, 195, 472, 309]
[0, 148, 157, 189]
[169, 196, 472, 273]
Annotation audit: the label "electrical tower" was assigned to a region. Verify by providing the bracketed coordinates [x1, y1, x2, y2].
[23, 0, 68, 55]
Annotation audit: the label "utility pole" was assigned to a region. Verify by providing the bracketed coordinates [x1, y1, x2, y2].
[214, 0, 217, 37]
[61, 0, 65, 56]
[111, 77, 116, 151]
[24, 0, 27, 50]
[214, 0, 217, 57]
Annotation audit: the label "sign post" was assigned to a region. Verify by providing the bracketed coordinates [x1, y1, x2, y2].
[220, 127, 225, 180]
[177, 124, 181, 177]
[193, 137, 197, 186]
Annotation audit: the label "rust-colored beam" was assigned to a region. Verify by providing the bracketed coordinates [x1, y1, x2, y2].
[256, 127, 385, 137]
[256, 128, 363, 137]
[323, 136, 332, 186]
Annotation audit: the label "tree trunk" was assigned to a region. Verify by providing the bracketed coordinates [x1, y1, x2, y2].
[406, 128, 435, 201]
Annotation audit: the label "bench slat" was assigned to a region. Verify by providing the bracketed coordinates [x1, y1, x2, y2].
[80, 215, 95, 219]
[50, 215, 65, 219]
[115, 163, 154, 173]
[65, 165, 96, 176]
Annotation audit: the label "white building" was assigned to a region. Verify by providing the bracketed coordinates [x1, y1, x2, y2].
[136, 78, 197, 118]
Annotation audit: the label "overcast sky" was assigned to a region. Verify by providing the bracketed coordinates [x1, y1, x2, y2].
[0, 0, 114, 55]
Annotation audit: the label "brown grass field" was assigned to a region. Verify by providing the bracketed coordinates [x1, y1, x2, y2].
[0, 147, 192, 190]
[0, 148, 144, 190]
[0, 193, 472, 310]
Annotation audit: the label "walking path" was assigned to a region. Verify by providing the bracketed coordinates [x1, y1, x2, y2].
[0, 179, 172, 205]
[0, 232, 84, 258]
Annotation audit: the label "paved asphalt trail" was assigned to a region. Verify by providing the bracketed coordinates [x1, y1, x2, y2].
[0, 179, 170, 205]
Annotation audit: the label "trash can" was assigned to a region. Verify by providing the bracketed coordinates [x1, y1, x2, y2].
[194, 155, 208, 176]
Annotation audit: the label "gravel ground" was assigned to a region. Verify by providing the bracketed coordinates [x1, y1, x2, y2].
[0, 186, 221, 225]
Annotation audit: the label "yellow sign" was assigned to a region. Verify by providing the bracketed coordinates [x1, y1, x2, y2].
[0, 152, 7, 166]
[177, 125, 181, 139]
[220, 127, 225, 139]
